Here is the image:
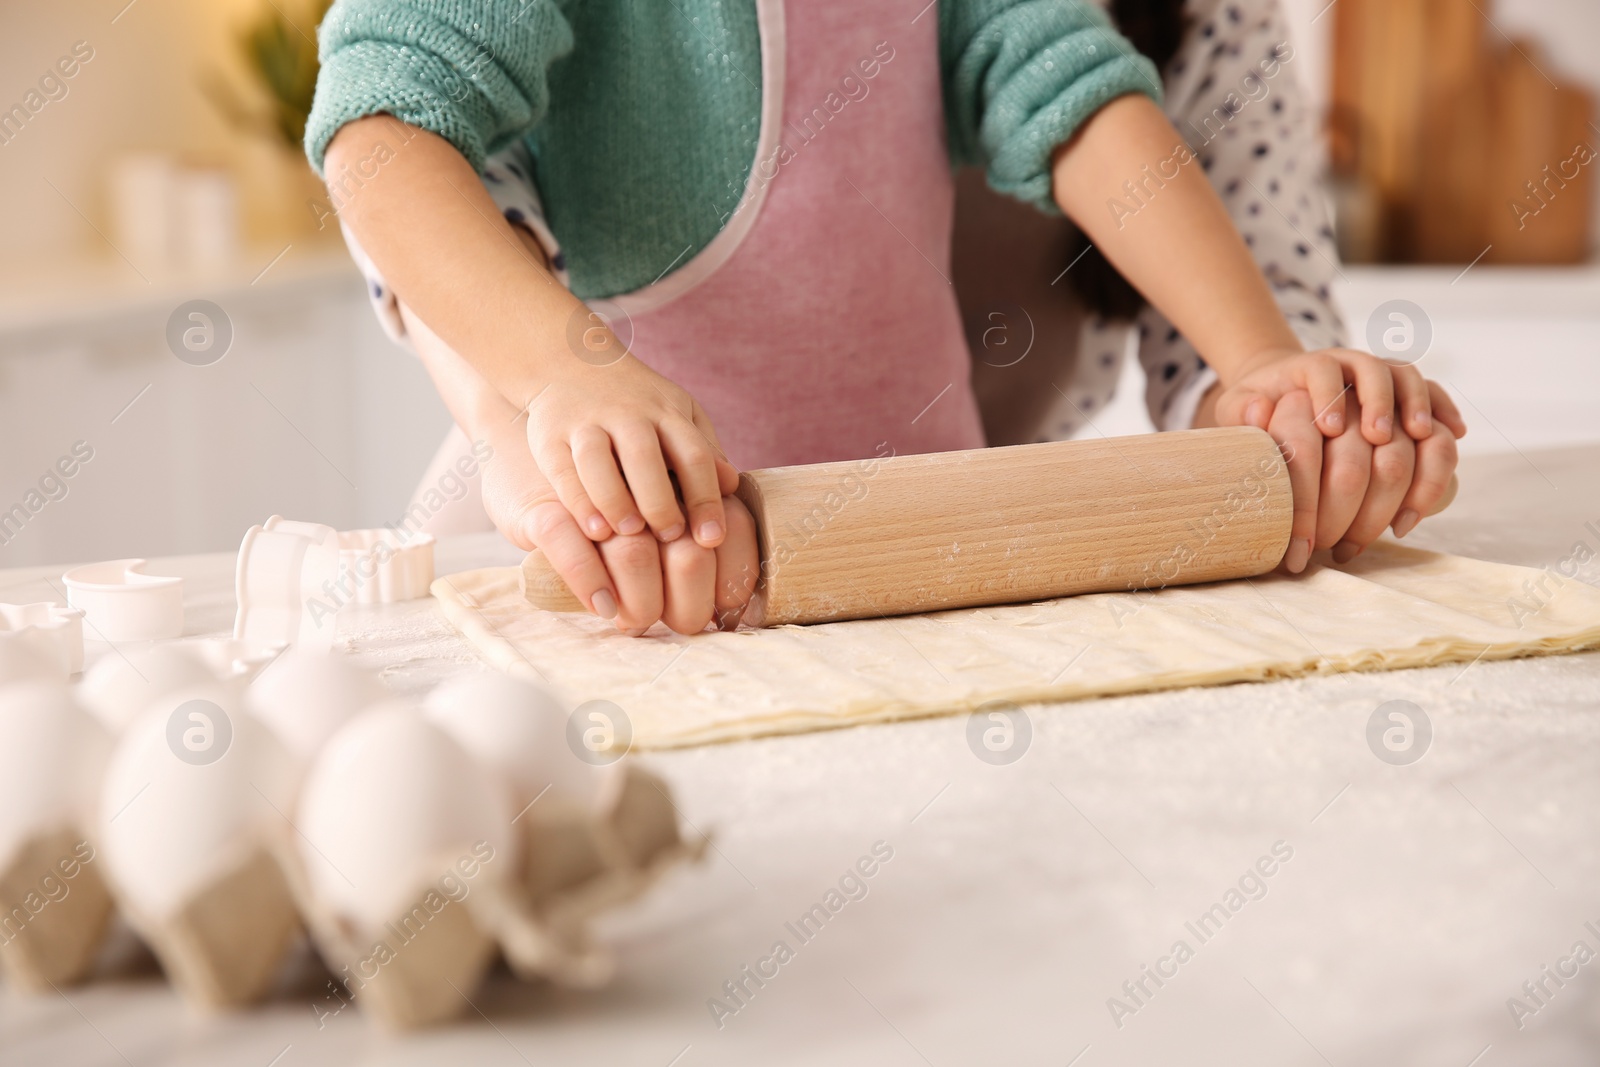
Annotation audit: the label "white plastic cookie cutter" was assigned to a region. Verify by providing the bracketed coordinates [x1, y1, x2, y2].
[0, 602, 86, 676]
[62, 559, 184, 644]
[336, 529, 436, 605]
[234, 517, 340, 653]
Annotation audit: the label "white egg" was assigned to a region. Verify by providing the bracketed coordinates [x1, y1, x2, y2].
[76, 646, 223, 735]
[0, 680, 110, 872]
[97, 682, 299, 920]
[296, 704, 515, 930]
[245, 649, 387, 760]
[423, 673, 624, 816]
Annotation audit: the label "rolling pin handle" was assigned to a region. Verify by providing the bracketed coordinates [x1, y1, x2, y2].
[520, 551, 587, 614]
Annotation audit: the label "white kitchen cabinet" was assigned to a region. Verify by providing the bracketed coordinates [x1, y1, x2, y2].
[0, 247, 450, 568]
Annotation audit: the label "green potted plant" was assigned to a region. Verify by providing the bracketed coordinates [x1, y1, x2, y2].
[203, 0, 334, 240]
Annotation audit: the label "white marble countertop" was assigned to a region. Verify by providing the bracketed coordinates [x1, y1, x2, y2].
[3, 445, 1599, 1066]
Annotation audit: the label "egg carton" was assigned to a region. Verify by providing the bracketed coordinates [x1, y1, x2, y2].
[0, 660, 114, 992]
[0, 642, 702, 1029]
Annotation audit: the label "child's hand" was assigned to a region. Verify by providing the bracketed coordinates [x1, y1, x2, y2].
[1212, 347, 1466, 447]
[482, 432, 759, 634]
[1199, 348, 1465, 572]
[525, 349, 741, 550]
[1251, 389, 1458, 573]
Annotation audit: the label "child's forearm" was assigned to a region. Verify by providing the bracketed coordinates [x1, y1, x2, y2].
[1050, 94, 1303, 384]
[325, 116, 583, 412]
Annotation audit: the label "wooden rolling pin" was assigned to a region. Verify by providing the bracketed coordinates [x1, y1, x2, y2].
[521, 426, 1334, 627]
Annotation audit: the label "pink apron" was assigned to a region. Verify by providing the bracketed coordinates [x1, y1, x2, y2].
[607, 0, 986, 469]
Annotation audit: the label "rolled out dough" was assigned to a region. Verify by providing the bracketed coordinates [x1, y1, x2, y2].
[431, 543, 1600, 749]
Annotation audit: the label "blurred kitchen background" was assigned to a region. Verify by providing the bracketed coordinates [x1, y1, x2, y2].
[0, 0, 1596, 568]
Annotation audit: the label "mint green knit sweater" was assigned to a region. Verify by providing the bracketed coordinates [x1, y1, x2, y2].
[307, 0, 1158, 300]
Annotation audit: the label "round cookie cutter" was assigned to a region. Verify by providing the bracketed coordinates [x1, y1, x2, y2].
[62, 559, 184, 644]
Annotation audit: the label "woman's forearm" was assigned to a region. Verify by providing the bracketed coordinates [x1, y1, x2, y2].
[325, 115, 584, 411]
[398, 303, 526, 456]
[1050, 94, 1303, 383]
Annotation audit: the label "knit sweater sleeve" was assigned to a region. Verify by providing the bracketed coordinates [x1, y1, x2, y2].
[304, 0, 575, 176]
[941, 0, 1162, 214]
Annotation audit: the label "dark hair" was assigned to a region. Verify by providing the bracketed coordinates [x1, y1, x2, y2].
[1062, 0, 1189, 321]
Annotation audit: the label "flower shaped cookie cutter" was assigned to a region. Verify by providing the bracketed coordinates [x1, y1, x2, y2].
[336, 529, 436, 605]
[0, 602, 86, 676]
